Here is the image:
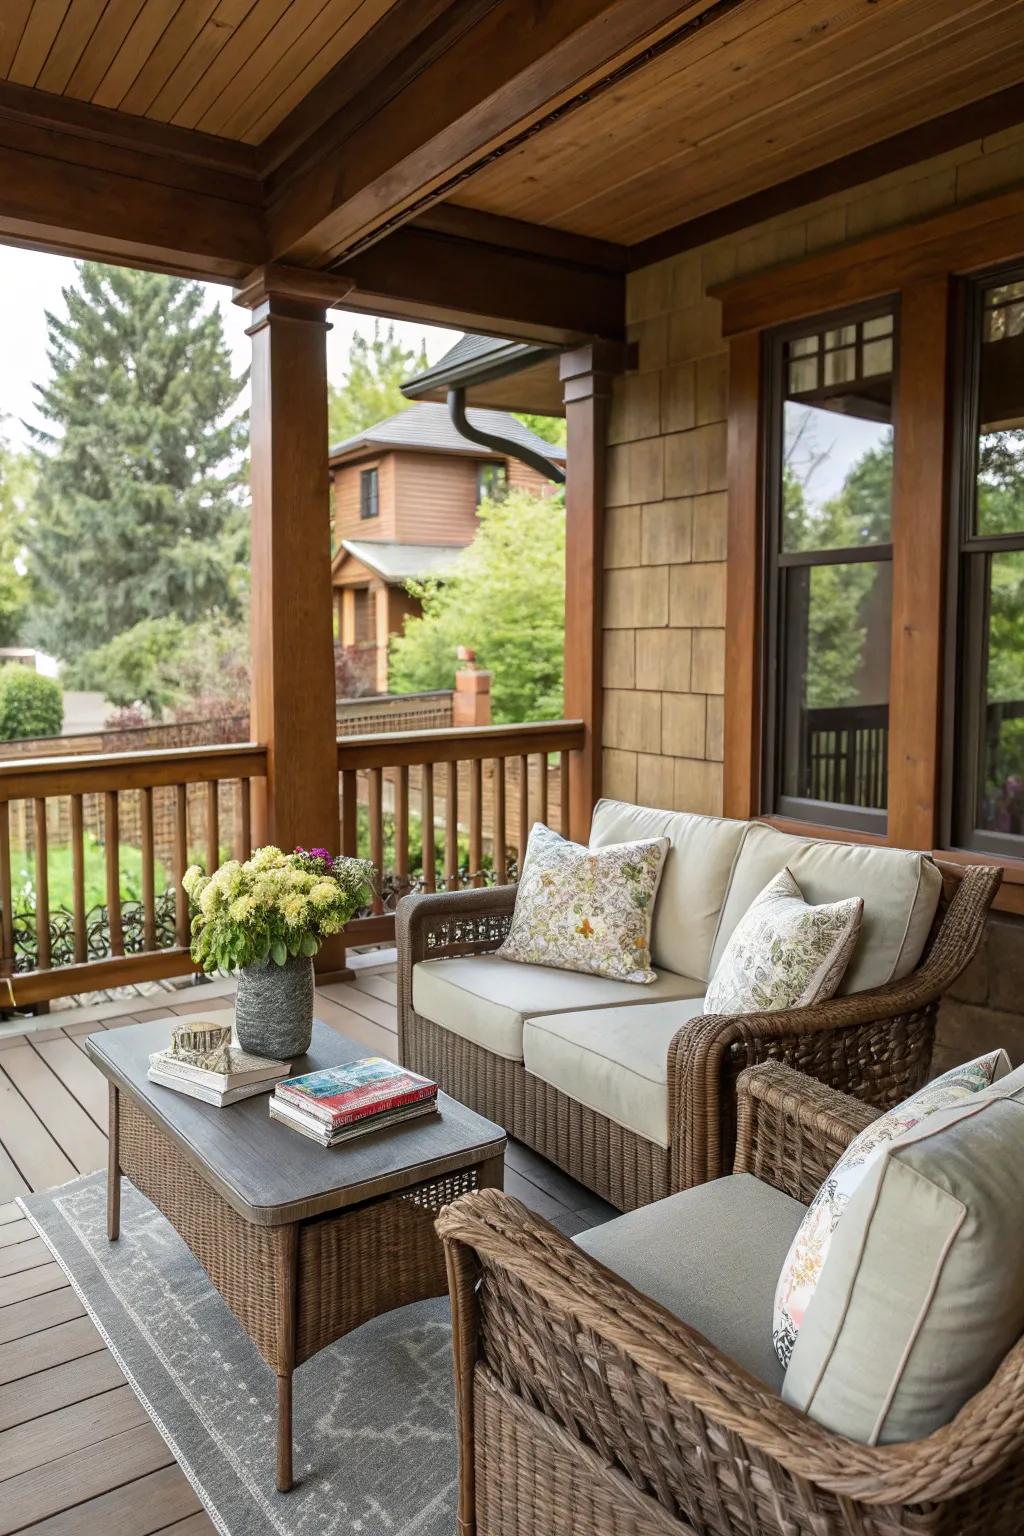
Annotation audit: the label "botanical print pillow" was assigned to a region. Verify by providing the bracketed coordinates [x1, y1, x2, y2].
[773, 1048, 1010, 1368]
[704, 867, 862, 1017]
[497, 822, 669, 984]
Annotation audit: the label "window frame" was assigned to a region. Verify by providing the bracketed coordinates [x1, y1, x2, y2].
[476, 459, 508, 505]
[944, 260, 1024, 861]
[762, 297, 899, 838]
[359, 465, 380, 520]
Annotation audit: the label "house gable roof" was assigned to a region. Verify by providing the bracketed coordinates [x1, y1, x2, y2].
[328, 400, 565, 465]
[333, 539, 465, 584]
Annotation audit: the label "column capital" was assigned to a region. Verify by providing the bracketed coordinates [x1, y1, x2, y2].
[559, 339, 637, 403]
[233, 263, 355, 316]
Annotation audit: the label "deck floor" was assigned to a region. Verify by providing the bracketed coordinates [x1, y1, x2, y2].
[0, 956, 615, 1533]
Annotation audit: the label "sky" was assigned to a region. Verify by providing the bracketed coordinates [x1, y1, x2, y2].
[0, 244, 462, 447]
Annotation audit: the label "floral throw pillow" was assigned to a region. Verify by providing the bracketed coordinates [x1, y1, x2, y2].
[772, 1048, 1010, 1367]
[704, 867, 862, 1017]
[497, 822, 669, 984]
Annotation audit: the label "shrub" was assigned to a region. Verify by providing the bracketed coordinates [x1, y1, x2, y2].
[0, 666, 62, 741]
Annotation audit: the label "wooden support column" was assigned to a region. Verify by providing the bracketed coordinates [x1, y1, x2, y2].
[235, 265, 353, 854]
[887, 277, 951, 851]
[560, 341, 632, 843]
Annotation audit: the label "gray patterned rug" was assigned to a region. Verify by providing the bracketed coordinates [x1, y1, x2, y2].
[21, 1172, 458, 1536]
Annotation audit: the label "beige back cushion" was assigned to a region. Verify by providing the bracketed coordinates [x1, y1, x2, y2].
[709, 823, 942, 995]
[590, 800, 746, 983]
[783, 1066, 1024, 1444]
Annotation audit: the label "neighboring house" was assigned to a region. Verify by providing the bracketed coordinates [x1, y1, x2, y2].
[330, 399, 564, 692]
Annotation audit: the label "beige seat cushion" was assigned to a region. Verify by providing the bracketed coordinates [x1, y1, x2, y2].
[784, 1064, 1024, 1445]
[523, 997, 706, 1146]
[577, 1175, 806, 1391]
[589, 799, 747, 984]
[710, 823, 942, 996]
[412, 954, 704, 1063]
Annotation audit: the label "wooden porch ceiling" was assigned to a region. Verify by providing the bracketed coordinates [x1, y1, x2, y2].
[0, 0, 1022, 343]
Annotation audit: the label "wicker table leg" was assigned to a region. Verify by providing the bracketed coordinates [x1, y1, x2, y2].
[107, 1083, 121, 1242]
[276, 1224, 298, 1493]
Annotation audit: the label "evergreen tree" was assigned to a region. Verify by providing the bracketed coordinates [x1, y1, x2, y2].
[0, 423, 34, 646]
[26, 263, 247, 665]
[328, 322, 427, 444]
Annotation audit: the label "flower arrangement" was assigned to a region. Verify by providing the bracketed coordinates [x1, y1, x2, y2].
[183, 846, 374, 974]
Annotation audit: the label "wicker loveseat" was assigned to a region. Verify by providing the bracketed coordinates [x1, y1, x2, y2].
[436, 1062, 1024, 1536]
[398, 800, 1001, 1209]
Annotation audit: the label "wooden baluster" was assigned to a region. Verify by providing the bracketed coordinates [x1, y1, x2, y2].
[205, 780, 220, 873]
[396, 766, 409, 897]
[341, 769, 357, 856]
[517, 754, 530, 879]
[469, 758, 483, 887]
[140, 787, 156, 951]
[422, 763, 435, 893]
[237, 778, 252, 862]
[105, 790, 124, 958]
[33, 799, 50, 972]
[445, 763, 459, 890]
[174, 784, 189, 948]
[368, 767, 384, 914]
[560, 751, 570, 839]
[492, 758, 507, 883]
[537, 751, 549, 828]
[0, 802, 12, 983]
[70, 794, 86, 963]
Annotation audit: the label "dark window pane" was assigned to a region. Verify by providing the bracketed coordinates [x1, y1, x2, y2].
[976, 280, 1024, 537]
[977, 550, 1024, 838]
[780, 561, 891, 810]
[781, 309, 894, 552]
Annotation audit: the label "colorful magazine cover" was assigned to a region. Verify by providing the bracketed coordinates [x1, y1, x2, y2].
[274, 1056, 437, 1127]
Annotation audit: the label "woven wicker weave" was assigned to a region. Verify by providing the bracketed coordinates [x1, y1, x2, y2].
[437, 1062, 1024, 1536]
[398, 860, 1001, 1210]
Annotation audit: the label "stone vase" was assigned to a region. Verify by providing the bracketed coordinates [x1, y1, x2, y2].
[234, 954, 314, 1060]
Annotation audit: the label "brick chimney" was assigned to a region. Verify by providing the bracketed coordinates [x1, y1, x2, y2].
[453, 647, 492, 727]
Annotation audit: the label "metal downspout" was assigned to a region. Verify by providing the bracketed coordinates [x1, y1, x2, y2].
[446, 387, 566, 485]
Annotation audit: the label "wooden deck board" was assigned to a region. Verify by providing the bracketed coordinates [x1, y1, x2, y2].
[0, 960, 617, 1528]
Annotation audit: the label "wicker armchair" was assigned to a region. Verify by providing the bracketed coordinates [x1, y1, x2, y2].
[397, 860, 1001, 1208]
[437, 1062, 1024, 1536]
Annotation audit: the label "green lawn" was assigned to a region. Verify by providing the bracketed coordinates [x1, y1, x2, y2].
[10, 834, 173, 913]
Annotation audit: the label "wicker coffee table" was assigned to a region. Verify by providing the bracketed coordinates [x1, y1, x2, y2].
[86, 1018, 505, 1492]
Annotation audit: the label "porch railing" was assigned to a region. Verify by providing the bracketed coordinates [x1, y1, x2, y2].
[0, 719, 585, 1006]
[338, 719, 584, 949]
[0, 742, 266, 1006]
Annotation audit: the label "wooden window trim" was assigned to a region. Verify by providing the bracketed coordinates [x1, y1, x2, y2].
[722, 186, 1024, 912]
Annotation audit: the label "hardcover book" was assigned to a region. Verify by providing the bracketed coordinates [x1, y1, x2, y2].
[149, 1046, 289, 1090]
[269, 1095, 437, 1146]
[274, 1056, 437, 1129]
[147, 1066, 278, 1107]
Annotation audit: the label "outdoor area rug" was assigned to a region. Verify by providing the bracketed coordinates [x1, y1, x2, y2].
[20, 1172, 459, 1536]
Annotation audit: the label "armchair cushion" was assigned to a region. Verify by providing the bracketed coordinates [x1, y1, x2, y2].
[576, 1173, 806, 1391]
[523, 997, 706, 1145]
[784, 1063, 1024, 1444]
[709, 823, 942, 996]
[412, 954, 703, 1063]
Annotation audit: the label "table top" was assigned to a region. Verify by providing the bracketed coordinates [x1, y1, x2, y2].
[87, 1018, 506, 1226]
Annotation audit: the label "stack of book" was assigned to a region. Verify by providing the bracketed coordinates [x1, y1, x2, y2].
[269, 1056, 438, 1146]
[148, 1045, 290, 1106]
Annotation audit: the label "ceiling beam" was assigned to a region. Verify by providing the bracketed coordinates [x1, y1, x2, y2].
[334, 224, 624, 343]
[0, 83, 264, 282]
[265, 0, 735, 267]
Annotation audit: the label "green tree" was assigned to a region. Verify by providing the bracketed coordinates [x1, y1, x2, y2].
[389, 488, 565, 723]
[513, 412, 567, 447]
[0, 424, 34, 646]
[85, 612, 249, 719]
[26, 263, 247, 666]
[328, 323, 428, 444]
[0, 666, 62, 741]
